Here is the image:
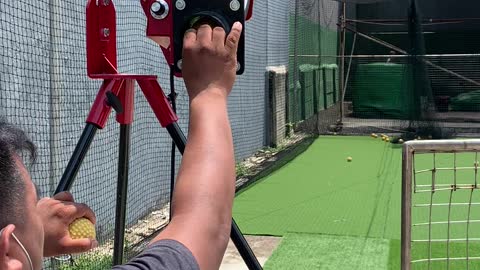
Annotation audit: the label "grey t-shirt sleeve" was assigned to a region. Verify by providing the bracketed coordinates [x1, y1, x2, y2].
[112, 239, 199, 270]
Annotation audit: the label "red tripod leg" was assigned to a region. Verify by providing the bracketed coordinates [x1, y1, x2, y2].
[137, 79, 178, 127]
[54, 79, 124, 194]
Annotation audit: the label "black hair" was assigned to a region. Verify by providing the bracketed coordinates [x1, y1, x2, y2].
[0, 118, 36, 229]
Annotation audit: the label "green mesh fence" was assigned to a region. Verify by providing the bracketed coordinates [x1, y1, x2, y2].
[289, 0, 340, 124]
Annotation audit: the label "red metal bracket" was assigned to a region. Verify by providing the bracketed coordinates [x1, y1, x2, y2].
[86, 0, 118, 77]
[85, 0, 177, 129]
[140, 0, 174, 66]
[246, 0, 254, 21]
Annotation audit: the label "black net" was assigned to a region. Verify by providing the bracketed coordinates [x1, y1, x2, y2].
[4, 0, 480, 268]
[0, 0, 282, 269]
[309, 0, 480, 138]
[289, 0, 340, 130]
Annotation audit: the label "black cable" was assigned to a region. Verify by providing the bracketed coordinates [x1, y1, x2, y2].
[169, 65, 177, 222]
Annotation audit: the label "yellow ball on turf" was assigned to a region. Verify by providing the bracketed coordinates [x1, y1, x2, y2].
[69, 218, 96, 240]
[386, 138, 390, 142]
[347, 157, 352, 162]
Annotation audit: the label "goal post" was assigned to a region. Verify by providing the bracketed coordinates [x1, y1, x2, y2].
[402, 139, 480, 270]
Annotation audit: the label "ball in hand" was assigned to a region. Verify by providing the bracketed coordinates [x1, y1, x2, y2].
[69, 218, 96, 240]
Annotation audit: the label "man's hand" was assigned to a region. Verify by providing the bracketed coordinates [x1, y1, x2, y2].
[37, 192, 97, 257]
[182, 22, 243, 100]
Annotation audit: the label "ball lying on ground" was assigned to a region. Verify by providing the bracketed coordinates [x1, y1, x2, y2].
[69, 218, 96, 240]
[347, 157, 352, 162]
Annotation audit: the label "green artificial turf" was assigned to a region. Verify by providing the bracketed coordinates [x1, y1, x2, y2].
[234, 136, 480, 269]
[234, 136, 403, 239]
[263, 233, 391, 270]
[388, 239, 480, 270]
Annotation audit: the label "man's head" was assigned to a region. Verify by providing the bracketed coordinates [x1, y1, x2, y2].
[0, 119, 44, 270]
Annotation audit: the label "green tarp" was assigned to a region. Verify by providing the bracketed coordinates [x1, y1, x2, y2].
[450, 90, 480, 112]
[352, 63, 410, 119]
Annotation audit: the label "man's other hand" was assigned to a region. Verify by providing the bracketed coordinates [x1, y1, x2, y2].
[37, 192, 97, 257]
[182, 22, 243, 100]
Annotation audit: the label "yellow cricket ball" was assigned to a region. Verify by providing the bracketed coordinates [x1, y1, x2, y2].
[69, 218, 96, 240]
[347, 157, 352, 162]
[386, 138, 390, 142]
[399, 139, 404, 144]
[371, 133, 378, 138]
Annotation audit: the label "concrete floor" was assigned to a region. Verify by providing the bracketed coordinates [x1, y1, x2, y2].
[220, 236, 282, 270]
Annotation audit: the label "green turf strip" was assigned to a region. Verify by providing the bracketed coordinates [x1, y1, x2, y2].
[234, 136, 480, 239]
[388, 239, 480, 270]
[235, 136, 480, 268]
[234, 136, 402, 239]
[263, 233, 390, 270]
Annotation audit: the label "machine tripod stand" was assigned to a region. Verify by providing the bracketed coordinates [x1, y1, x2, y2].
[53, 1, 261, 269]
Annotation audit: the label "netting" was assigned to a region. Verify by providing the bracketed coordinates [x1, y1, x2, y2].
[340, 0, 480, 138]
[402, 140, 480, 270]
[0, 0, 286, 268]
[290, 0, 480, 137]
[4, 0, 480, 268]
[289, 0, 340, 130]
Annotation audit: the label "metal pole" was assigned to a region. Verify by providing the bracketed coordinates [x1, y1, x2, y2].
[169, 66, 177, 221]
[166, 123, 186, 154]
[48, 0, 61, 195]
[292, 0, 300, 122]
[402, 144, 413, 270]
[113, 124, 131, 265]
[54, 124, 98, 194]
[231, 220, 263, 270]
[339, 2, 346, 122]
[341, 34, 357, 107]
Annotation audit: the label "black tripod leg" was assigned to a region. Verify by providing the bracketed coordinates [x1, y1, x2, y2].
[54, 124, 98, 194]
[232, 220, 262, 270]
[166, 122, 262, 270]
[113, 124, 131, 265]
[166, 122, 186, 154]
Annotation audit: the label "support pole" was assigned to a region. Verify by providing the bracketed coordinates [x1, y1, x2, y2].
[113, 79, 135, 265]
[54, 124, 98, 194]
[339, 2, 346, 123]
[113, 124, 131, 265]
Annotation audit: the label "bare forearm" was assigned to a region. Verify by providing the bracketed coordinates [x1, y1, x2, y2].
[153, 93, 235, 269]
[174, 93, 235, 226]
